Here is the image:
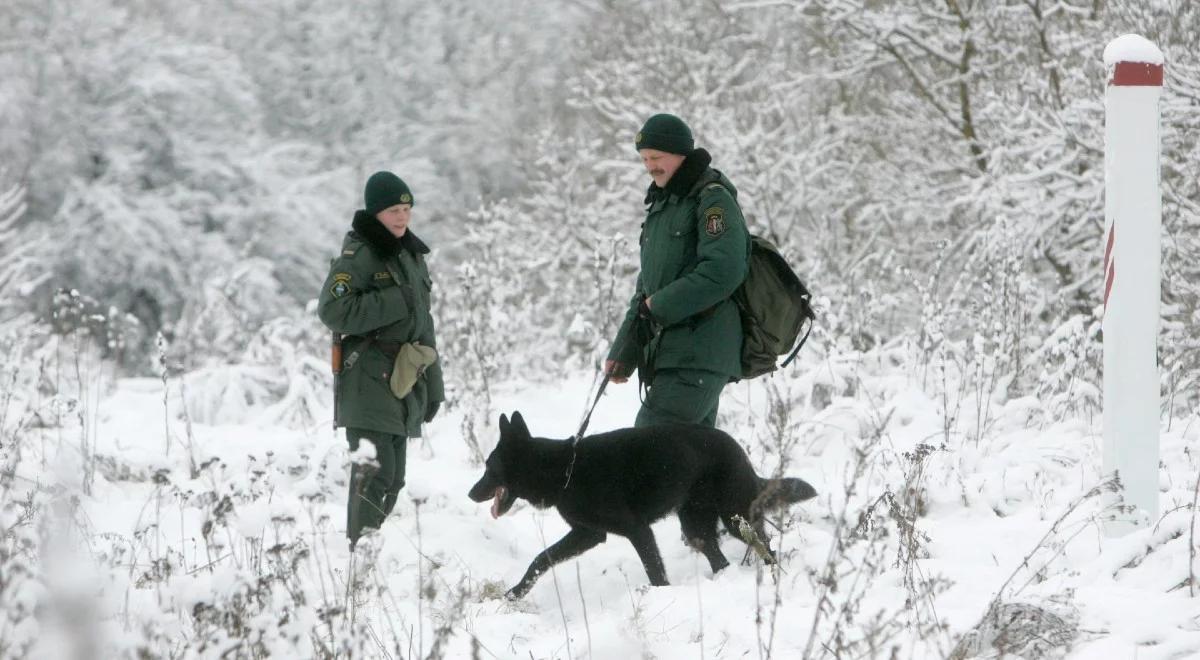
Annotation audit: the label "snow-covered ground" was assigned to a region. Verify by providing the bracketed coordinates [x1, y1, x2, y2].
[5, 361, 1199, 659]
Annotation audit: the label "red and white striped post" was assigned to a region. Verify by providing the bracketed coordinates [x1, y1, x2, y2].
[1102, 34, 1163, 536]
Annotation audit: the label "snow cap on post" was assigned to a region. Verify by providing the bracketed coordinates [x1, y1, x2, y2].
[1104, 34, 1164, 86]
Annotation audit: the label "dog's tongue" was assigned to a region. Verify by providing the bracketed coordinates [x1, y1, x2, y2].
[490, 487, 508, 519]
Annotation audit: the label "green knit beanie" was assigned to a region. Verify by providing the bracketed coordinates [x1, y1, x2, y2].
[364, 171, 414, 214]
[634, 114, 694, 155]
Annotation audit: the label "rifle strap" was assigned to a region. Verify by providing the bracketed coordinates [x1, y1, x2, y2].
[342, 331, 382, 371]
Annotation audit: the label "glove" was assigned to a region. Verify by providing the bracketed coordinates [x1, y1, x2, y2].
[633, 296, 659, 347]
[424, 400, 441, 423]
[637, 297, 655, 322]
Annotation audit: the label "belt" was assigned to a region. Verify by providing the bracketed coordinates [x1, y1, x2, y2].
[346, 334, 402, 358]
[374, 341, 403, 358]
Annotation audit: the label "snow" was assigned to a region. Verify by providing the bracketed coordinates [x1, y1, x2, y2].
[6, 2, 1199, 656]
[1103, 34, 1165, 66]
[11, 364, 1199, 658]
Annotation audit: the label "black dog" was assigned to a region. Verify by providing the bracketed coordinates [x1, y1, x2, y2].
[468, 412, 817, 599]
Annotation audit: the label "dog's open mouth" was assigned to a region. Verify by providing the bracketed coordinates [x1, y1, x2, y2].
[490, 486, 516, 518]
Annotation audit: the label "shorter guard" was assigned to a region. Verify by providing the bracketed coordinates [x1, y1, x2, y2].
[317, 171, 445, 549]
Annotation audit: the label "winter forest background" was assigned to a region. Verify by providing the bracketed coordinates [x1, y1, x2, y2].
[2, 1, 1200, 658]
[5, 0, 1200, 416]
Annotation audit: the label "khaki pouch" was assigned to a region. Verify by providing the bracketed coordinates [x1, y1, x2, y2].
[389, 342, 438, 399]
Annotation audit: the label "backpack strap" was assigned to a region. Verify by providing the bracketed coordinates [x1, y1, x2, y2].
[780, 318, 813, 368]
[692, 179, 728, 199]
[684, 164, 727, 198]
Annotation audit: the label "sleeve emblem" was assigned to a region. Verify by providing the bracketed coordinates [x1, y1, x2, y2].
[704, 207, 726, 236]
[330, 273, 352, 298]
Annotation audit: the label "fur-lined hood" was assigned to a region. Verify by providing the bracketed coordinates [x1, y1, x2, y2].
[350, 210, 430, 259]
[643, 148, 727, 205]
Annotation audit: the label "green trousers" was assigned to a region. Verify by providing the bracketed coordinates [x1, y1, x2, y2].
[634, 368, 726, 428]
[346, 428, 407, 547]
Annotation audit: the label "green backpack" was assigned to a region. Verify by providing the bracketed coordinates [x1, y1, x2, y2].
[733, 235, 815, 379]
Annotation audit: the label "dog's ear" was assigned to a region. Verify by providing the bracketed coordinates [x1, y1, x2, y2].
[511, 411, 530, 438]
[498, 413, 510, 436]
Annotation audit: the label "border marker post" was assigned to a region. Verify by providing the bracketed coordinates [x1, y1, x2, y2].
[1101, 34, 1164, 536]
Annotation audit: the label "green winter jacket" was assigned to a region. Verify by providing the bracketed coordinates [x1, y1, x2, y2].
[318, 211, 445, 437]
[608, 149, 750, 380]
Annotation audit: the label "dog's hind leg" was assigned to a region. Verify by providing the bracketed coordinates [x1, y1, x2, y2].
[679, 506, 729, 574]
[507, 527, 606, 599]
[625, 525, 669, 586]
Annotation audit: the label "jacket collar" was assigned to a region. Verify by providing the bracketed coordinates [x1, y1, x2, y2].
[644, 148, 712, 205]
[351, 210, 431, 258]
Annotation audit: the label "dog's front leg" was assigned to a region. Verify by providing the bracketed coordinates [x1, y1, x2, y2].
[506, 527, 606, 599]
[626, 526, 669, 586]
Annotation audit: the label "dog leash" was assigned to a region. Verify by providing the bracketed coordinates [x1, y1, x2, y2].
[562, 373, 610, 489]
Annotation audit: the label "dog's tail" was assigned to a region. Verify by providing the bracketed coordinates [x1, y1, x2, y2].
[753, 477, 817, 512]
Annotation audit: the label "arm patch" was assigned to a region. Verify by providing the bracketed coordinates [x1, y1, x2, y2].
[704, 207, 726, 236]
[698, 182, 735, 238]
[330, 273, 352, 298]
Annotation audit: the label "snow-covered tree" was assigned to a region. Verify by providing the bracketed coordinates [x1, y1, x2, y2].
[0, 181, 37, 329]
[1, 0, 582, 373]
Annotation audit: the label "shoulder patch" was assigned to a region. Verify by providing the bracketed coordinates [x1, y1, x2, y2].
[342, 248, 357, 256]
[373, 271, 392, 281]
[704, 207, 726, 236]
[330, 273, 352, 298]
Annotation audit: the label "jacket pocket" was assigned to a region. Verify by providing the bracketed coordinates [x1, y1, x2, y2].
[665, 217, 698, 278]
[359, 344, 393, 384]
